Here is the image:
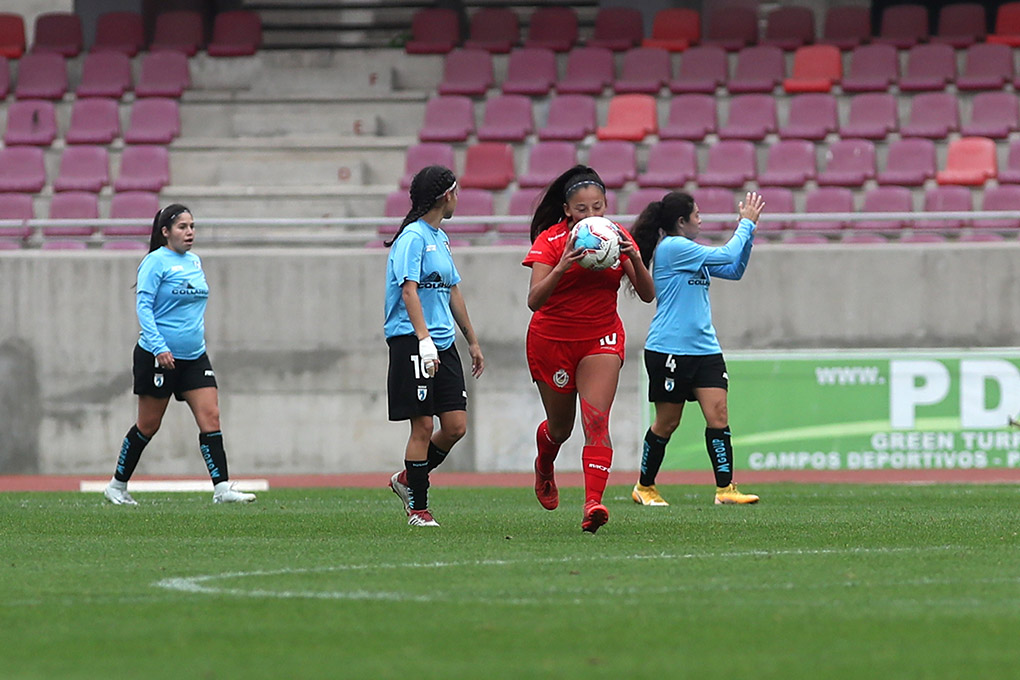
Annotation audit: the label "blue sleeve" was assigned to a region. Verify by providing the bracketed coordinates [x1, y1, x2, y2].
[708, 229, 755, 280]
[390, 231, 425, 285]
[136, 255, 169, 355]
[701, 218, 755, 267]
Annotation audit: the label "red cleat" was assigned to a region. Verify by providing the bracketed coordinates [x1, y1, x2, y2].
[581, 501, 609, 533]
[534, 459, 558, 510]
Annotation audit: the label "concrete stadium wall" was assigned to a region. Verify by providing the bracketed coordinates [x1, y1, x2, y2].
[2, 242, 1019, 476]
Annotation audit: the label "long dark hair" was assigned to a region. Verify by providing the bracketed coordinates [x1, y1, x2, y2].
[529, 165, 606, 242]
[385, 165, 457, 247]
[631, 191, 696, 268]
[147, 203, 191, 253]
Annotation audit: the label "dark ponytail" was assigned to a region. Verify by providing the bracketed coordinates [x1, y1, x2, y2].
[529, 164, 606, 242]
[147, 203, 190, 253]
[630, 191, 695, 268]
[385, 165, 457, 247]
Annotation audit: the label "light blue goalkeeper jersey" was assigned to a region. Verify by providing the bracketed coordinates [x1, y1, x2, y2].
[136, 246, 209, 360]
[644, 218, 756, 356]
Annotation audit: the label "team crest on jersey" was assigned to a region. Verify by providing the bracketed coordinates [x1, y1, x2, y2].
[154, 375, 164, 388]
[664, 378, 674, 392]
[552, 369, 569, 388]
[417, 385, 428, 401]
[445, 241, 452, 253]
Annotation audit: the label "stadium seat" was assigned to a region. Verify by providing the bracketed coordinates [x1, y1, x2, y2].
[915, 186, 971, 230]
[498, 188, 543, 234]
[3, 100, 57, 146]
[988, 2, 1020, 46]
[727, 46, 785, 93]
[587, 8, 643, 51]
[702, 5, 757, 51]
[150, 11, 204, 56]
[698, 140, 756, 188]
[124, 98, 181, 145]
[65, 98, 121, 145]
[857, 186, 913, 231]
[445, 188, 493, 234]
[875, 4, 929, 48]
[207, 10, 262, 57]
[135, 51, 190, 98]
[41, 240, 88, 250]
[933, 3, 986, 47]
[718, 94, 777, 141]
[956, 43, 1014, 91]
[437, 48, 494, 96]
[518, 142, 577, 188]
[758, 139, 816, 187]
[974, 185, 1020, 231]
[0, 239, 22, 250]
[779, 93, 838, 140]
[418, 96, 475, 142]
[643, 8, 700, 52]
[597, 94, 657, 141]
[841, 43, 898, 92]
[537, 94, 596, 141]
[900, 232, 947, 243]
[840, 93, 898, 140]
[842, 233, 889, 244]
[45, 191, 98, 237]
[33, 12, 82, 57]
[659, 94, 717, 140]
[102, 240, 147, 251]
[0, 13, 26, 58]
[525, 7, 577, 52]
[692, 187, 736, 231]
[53, 146, 109, 193]
[899, 43, 956, 91]
[384, 189, 410, 220]
[0, 147, 46, 192]
[0, 56, 7, 98]
[0, 193, 34, 240]
[753, 186, 793, 231]
[623, 188, 672, 221]
[399, 143, 456, 189]
[502, 48, 556, 96]
[477, 94, 533, 142]
[962, 92, 1019, 139]
[817, 139, 876, 187]
[958, 231, 1005, 243]
[556, 47, 615, 95]
[763, 6, 815, 50]
[900, 92, 959, 139]
[405, 8, 460, 54]
[106, 191, 160, 237]
[113, 146, 170, 192]
[820, 5, 871, 49]
[936, 137, 996, 185]
[783, 45, 841, 92]
[877, 138, 937, 186]
[464, 8, 518, 53]
[459, 143, 515, 190]
[669, 45, 727, 94]
[794, 187, 854, 231]
[587, 140, 637, 189]
[76, 51, 132, 98]
[92, 11, 145, 56]
[637, 140, 697, 188]
[997, 140, 1020, 184]
[615, 48, 671, 94]
[14, 52, 68, 100]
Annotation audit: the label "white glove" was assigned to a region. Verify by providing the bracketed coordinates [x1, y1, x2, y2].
[418, 336, 439, 378]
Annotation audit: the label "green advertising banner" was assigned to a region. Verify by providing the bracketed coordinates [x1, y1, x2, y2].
[654, 350, 1020, 471]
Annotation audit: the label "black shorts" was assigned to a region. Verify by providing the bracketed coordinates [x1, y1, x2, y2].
[387, 335, 467, 421]
[645, 350, 728, 403]
[133, 344, 218, 402]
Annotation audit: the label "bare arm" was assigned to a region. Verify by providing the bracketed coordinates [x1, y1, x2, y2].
[527, 244, 584, 311]
[449, 284, 484, 378]
[401, 280, 440, 375]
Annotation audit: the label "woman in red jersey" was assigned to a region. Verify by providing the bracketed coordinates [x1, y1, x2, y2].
[523, 165, 655, 533]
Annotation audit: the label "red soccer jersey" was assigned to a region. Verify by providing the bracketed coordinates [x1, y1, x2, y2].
[522, 219, 632, 341]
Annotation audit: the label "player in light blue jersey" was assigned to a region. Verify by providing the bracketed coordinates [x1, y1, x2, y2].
[384, 165, 484, 527]
[629, 191, 765, 506]
[103, 204, 255, 506]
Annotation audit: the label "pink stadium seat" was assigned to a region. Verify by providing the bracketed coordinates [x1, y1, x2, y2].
[525, 7, 577, 52]
[597, 94, 657, 141]
[841, 43, 898, 92]
[3, 100, 58, 146]
[437, 48, 494, 96]
[718, 94, 777, 141]
[915, 186, 972, 230]
[124, 98, 181, 145]
[92, 12, 145, 56]
[0, 193, 34, 240]
[821, 5, 871, 49]
[728, 46, 784, 94]
[780, 93, 838, 140]
[65, 98, 121, 145]
[698, 140, 756, 188]
[445, 188, 493, 234]
[502, 48, 556, 96]
[41, 240, 88, 250]
[537, 95, 596, 141]
[934, 3, 986, 48]
[901, 92, 959, 139]
[754, 186, 794, 231]
[587, 8, 643, 51]
[841, 93, 898, 140]
[14, 52, 68, 100]
[956, 43, 1014, 90]
[693, 187, 736, 231]
[150, 11, 204, 56]
[842, 233, 889, 244]
[0, 55, 7, 98]
[587, 140, 637, 189]
[207, 10, 262, 57]
[877, 138, 937, 186]
[899, 43, 956, 91]
[997, 140, 1020, 184]
[637, 140, 697, 188]
[464, 8, 518, 53]
[102, 240, 147, 251]
[477, 94, 533, 142]
[669, 45, 727, 94]
[989, 2, 1020, 46]
[758, 139, 816, 187]
[76, 51, 132, 98]
[703, 5, 757, 51]
[624, 188, 671, 224]
[783, 45, 841, 93]
[962, 92, 1020, 139]
[518, 142, 576, 188]
[418, 96, 475, 142]
[0, 147, 46, 192]
[936, 137, 996, 185]
[556, 47, 615, 95]
[817, 139, 876, 187]
[643, 8, 700, 52]
[616, 48, 671, 94]
[957, 231, 1005, 243]
[974, 185, 1020, 231]
[45, 191, 98, 237]
[0, 13, 26, 58]
[106, 191, 160, 237]
[33, 12, 82, 57]
[794, 187, 854, 231]
[113, 146, 170, 192]
[857, 186, 913, 231]
[53, 146, 109, 193]
[384, 190, 410, 219]
[498, 187, 543, 234]
[406, 8, 460, 54]
[459, 143, 515, 190]
[763, 6, 815, 50]
[900, 232, 948, 243]
[0, 239, 22, 250]
[875, 4, 929, 48]
[135, 51, 190, 98]
[659, 94, 717, 140]
[399, 143, 455, 189]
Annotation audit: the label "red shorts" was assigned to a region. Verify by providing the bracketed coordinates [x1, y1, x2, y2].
[526, 323, 626, 393]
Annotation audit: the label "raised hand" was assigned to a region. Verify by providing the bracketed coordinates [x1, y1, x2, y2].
[738, 191, 765, 223]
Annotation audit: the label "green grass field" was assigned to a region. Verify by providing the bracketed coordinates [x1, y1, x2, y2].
[2, 483, 1019, 679]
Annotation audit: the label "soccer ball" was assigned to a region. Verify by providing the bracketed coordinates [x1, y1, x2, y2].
[570, 216, 621, 271]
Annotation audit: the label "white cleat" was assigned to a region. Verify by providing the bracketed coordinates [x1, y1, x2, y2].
[103, 479, 138, 506]
[213, 481, 256, 504]
[389, 471, 411, 516]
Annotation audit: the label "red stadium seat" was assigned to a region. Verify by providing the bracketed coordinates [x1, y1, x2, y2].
[92, 12, 145, 56]
[459, 143, 515, 190]
[406, 8, 460, 54]
[783, 45, 841, 92]
[643, 8, 700, 52]
[936, 137, 997, 185]
[207, 10, 262, 57]
[0, 13, 26, 58]
[988, 2, 1020, 46]
[597, 94, 657, 141]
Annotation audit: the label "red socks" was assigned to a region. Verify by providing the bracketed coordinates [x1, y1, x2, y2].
[582, 445, 613, 504]
[536, 420, 561, 474]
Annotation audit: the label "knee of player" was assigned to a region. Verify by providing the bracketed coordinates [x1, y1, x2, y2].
[546, 422, 573, 444]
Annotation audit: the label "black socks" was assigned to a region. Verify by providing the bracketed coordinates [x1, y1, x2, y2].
[114, 425, 150, 482]
[640, 428, 671, 487]
[199, 431, 229, 484]
[705, 427, 734, 488]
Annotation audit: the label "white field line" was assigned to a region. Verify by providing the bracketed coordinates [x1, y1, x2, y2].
[79, 479, 269, 492]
